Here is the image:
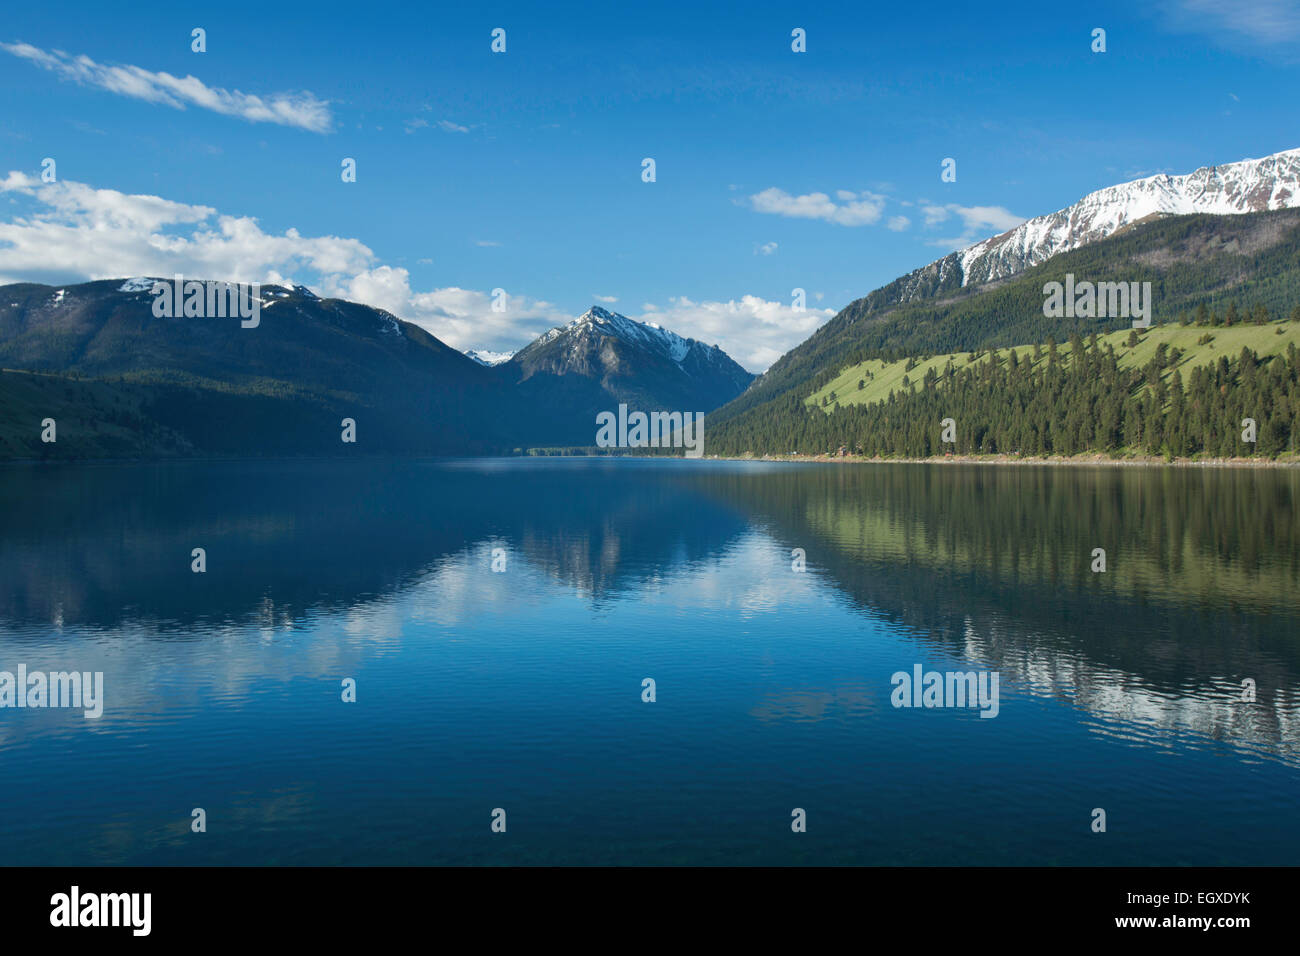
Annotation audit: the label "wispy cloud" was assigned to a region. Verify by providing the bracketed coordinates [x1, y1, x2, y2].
[919, 203, 1024, 250]
[755, 241, 778, 255]
[1, 42, 332, 132]
[1155, 0, 1300, 54]
[405, 116, 471, 134]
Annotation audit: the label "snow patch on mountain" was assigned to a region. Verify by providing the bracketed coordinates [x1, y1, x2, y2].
[507, 304, 753, 410]
[535, 305, 714, 367]
[464, 348, 516, 366]
[579, 306, 694, 362]
[944, 147, 1300, 291]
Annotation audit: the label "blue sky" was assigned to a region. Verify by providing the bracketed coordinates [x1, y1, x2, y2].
[2, 0, 1298, 369]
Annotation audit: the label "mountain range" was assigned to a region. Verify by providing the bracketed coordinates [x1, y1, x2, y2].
[0, 284, 751, 457]
[2, 147, 1299, 459]
[878, 148, 1300, 312]
[708, 147, 1300, 450]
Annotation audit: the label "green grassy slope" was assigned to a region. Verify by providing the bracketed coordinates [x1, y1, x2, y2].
[809, 321, 1300, 412]
[711, 209, 1300, 443]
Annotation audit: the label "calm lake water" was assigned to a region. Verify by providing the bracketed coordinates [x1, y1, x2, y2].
[0, 458, 1296, 865]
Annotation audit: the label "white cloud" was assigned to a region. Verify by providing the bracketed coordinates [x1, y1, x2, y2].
[755, 241, 778, 255]
[0, 171, 569, 352]
[0, 173, 832, 368]
[1, 43, 332, 132]
[747, 187, 885, 226]
[921, 205, 950, 226]
[593, 294, 618, 303]
[318, 269, 570, 350]
[2, 171, 38, 191]
[437, 120, 469, 133]
[920, 202, 1024, 249]
[637, 295, 834, 372]
[952, 204, 1023, 232]
[887, 216, 910, 231]
[474, 239, 501, 247]
[0, 173, 366, 283]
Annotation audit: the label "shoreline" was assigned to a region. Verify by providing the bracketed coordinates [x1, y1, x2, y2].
[2, 451, 1297, 469]
[698, 452, 1300, 469]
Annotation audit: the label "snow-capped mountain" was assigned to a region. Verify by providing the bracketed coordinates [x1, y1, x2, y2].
[499, 305, 754, 445]
[524, 306, 694, 363]
[895, 147, 1300, 302]
[464, 348, 516, 366]
[512, 306, 752, 391]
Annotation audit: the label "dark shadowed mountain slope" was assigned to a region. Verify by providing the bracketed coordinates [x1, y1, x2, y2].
[0, 278, 508, 455]
[0, 283, 756, 456]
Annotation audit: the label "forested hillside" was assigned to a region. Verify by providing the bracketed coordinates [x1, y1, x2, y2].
[708, 208, 1300, 460]
[709, 322, 1300, 460]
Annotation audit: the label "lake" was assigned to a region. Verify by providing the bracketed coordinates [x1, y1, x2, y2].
[0, 457, 1296, 865]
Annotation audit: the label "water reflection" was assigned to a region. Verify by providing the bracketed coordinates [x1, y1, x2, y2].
[0, 458, 1297, 863]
